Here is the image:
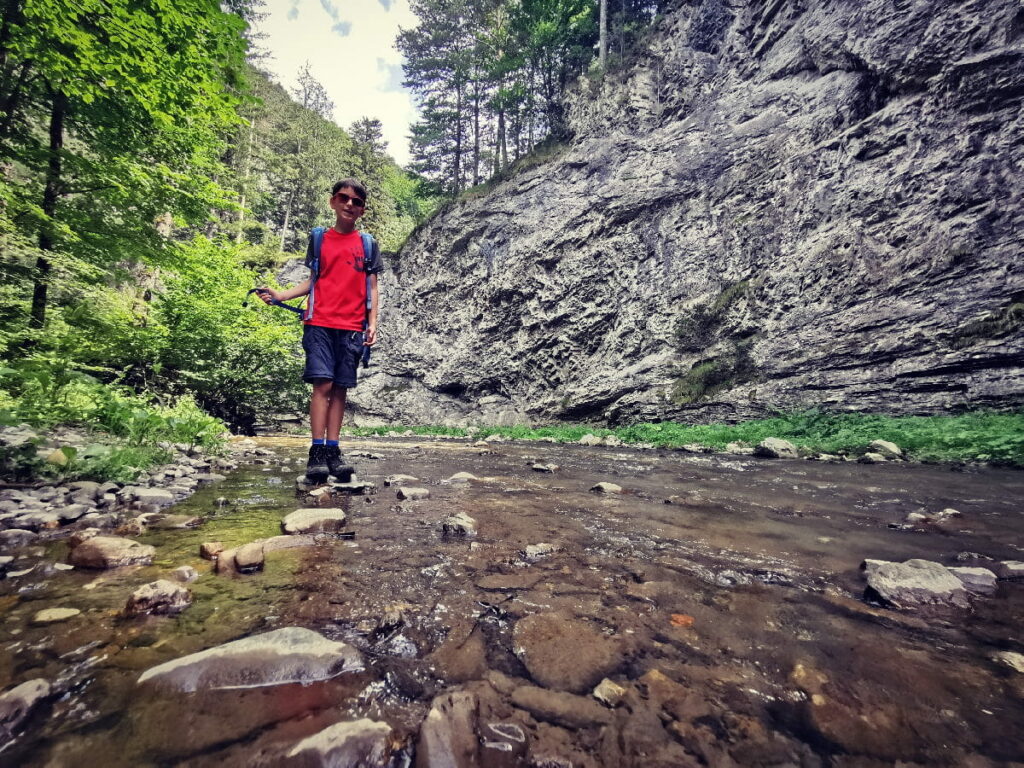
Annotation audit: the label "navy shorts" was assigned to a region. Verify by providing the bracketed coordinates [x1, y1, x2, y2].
[302, 325, 364, 388]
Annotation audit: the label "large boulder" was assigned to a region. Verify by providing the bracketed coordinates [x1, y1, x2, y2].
[137, 627, 363, 692]
[754, 438, 800, 459]
[68, 536, 155, 569]
[861, 559, 969, 609]
[512, 613, 624, 693]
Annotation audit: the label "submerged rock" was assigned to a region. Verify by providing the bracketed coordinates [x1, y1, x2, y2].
[512, 613, 623, 693]
[416, 690, 479, 768]
[137, 626, 363, 692]
[31, 607, 80, 625]
[510, 685, 612, 728]
[68, 536, 155, 569]
[125, 580, 192, 616]
[0, 679, 50, 743]
[861, 559, 969, 609]
[287, 718, 395, 767]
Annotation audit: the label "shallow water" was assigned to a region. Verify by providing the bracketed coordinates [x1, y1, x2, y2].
[2, 437, 1023, 766]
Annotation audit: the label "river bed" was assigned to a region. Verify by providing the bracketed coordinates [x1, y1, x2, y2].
[2, 436, 1023, 766]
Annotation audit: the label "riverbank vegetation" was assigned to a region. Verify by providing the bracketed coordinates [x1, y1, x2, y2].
[346, 411, 1024, 467]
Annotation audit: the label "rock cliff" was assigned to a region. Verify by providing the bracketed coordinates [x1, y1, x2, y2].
[353, 0, 1024, 426]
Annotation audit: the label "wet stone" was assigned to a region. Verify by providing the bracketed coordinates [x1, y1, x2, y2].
[125, 580, 192, 616]
[861, 558, 970, 609]
[234, 542, 266, 573]
[512, 613, 623, 693]
[994, 651, 1024, 674]
[383, 474, 419, 487]
[56, 504, 90, 523]
[947, 566, 997, 595]
[416, 690, 479, 768]
[32, 607, 81, 625]
[137, 627, 363, 692]
[287, 718, 395, 767]
[510, 684, 612, 728]
[397, 487, 430, 501]
[0, 679, 50, 742]
[149, 514, 201, 530]
[441, 512, 477, 537]
[995, 561, 1024, 579]
[754, 438, 799, 459]
[68, 536, 155, 569]
[199, 542, 223, 560]
[172, 565, 198, 583]
[281, 508, 348, 534]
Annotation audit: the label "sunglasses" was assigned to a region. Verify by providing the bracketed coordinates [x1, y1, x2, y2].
[333, 192, 366, 208]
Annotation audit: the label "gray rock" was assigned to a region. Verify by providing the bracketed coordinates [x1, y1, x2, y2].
[125, 580, 192, 616]
[344, 0, 1024, 427]
[590, 482, 622, 494]
[0, 678, 50, 742]
[55, 504, 90, 523]
[993, 651, 1024, 674]
[287, 719, 395, 767]
[947, 566, 998, 595]
[397, 487, 430, 501]
[861, 558, 970, 609]
[858, 452, 888, 464]
[512, 613, 623, 693]
[577, 434, 603, 446]
[531, 463, 559, 472]
[522, 543, 560, 562]
[0, 529, 38, 549]
[869, 440, 903, 459]
[233, 542, 265, 574]
[754, 439, 799, 459]
[193, 473, 226, 484]
[447, 472, 477, 483]
[441, 512, 477, 537]
[281, 508, 348, 534]
[725, 441, 754, 455]
[130, 488, 175, 507]
[137, 627, 363, 692]
[68, 536, 155, 569]
[995, 561, 1024, 579]
[13, 511, 59, 531]
[172, 565, 199, 583]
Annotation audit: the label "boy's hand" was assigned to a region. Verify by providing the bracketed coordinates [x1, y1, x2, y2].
[364, 325, 377, 346]
[256, 288, 281, 304]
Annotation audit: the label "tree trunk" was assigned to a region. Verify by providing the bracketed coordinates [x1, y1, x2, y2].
[236, 116, 255, 243]
[472, 71, 481, 186]
[599, 0, 608, 68]
[453, 74, 463, 193]
[30, 88, 65, 330]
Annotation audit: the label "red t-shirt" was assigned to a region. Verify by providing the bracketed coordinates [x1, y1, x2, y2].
[306, 229, 372, 331]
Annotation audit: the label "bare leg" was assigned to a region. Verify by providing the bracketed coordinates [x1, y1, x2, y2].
[310, 380, 334, 440]
[325, 385, 347, 441]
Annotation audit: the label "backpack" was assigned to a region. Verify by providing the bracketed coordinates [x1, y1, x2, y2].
[305, 226, 378, 367]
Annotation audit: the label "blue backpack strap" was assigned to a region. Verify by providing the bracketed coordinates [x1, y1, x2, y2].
[360, 232, 375, 367]
[305, 226, 326, 322]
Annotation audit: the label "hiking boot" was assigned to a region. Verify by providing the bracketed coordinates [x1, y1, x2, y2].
[305, 444, 329, 484]
[325, 445, 354, 483]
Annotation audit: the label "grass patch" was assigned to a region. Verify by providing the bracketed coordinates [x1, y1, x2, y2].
[951, 297, 1024, 349]
[675, 279, 752, 352]
[671, 342, 758, 403]
[344, 410, 1024, 466]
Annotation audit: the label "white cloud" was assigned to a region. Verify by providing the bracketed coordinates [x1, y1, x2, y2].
[253, 0, 420, 167]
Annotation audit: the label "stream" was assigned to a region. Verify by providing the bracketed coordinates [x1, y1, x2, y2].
[2, 435, 1023, 767]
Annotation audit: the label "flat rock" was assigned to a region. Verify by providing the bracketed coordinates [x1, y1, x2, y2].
[754, 438, 799, 459]
[947, 566, 998, 595]
[522, 543, 560, 562]
[994, 651, 1024, 674]
[512, 613, 623, 693]
[995, 561, 1024, 579]
[531, 463, 559, 472]
[137, 626, 363, 692]
[510, 685, 612, 728]
[281, 508, 348, 534]
[447, 472, 477, 483]
[331, 478, 375, 495]
[13, 512, 59, 531]
[131, 488, 176, 506]
[862, 558, 969, 609]
[68, 536, 155, 569]
[397, 487, 430, 501]
[0, 529, 38, 548]
[441, 512, 477, 537]
[32, 607, 81, 625]
[578, 434, 603, 446]
[288, 718, 395, 767]
[172, 565, 199, 583]
[0, 679, 50, 741]
[125, 579, 192, 616]
[590, 482, 622, 494]
[149, 514, 202, 530]
[384, 474, 419, 486]
[416, 690, 479, 768]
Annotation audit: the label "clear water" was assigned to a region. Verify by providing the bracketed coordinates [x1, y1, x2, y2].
[2, 436, 1023, 766]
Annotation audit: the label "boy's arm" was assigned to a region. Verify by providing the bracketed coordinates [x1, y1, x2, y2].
[365, 273, 379, 346]
[259, 278, 310, 304]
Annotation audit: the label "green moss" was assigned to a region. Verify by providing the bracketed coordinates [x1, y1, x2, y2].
[670, 341, 758, 404]
[674, 280, 751, 352]
[951, 299, 1024, 349]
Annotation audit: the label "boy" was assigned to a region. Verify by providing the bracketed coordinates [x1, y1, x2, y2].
[260, 178, 381, 482]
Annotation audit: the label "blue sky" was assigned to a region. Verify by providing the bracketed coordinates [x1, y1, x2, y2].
[253, 0, 419, 166]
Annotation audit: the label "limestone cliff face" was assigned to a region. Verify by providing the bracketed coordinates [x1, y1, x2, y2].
[352, 0, 1024, 426]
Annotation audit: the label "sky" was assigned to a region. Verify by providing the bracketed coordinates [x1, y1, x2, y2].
[251, 0, 420, 167]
